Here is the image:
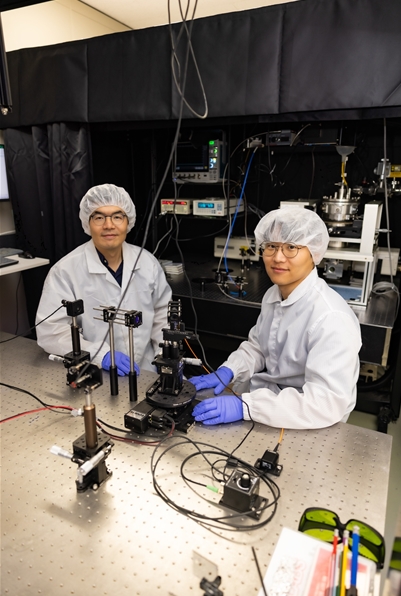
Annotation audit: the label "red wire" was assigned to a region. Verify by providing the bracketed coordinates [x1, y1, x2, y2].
[0, 405, 73, 424]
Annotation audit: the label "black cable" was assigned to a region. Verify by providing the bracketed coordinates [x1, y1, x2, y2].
[308, 146, 316, 199]
[169, 0, 208, 119]
[0, 303, 64, 344]
[168, 222, 230, 242]
[150, 434, 280, 532]
[96, 423, 174, 447]
[71, 0, 203, 385]
[0, 382, 72, 415]
[97, 417, 173, 441]
[252, 546, 269, 596]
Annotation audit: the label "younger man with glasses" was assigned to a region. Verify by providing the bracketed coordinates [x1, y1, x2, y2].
[190, 208, 361, 429]
[36, 184, 172, 373]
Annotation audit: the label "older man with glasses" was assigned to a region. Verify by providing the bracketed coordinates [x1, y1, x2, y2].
[190, 207, 362, 429]
[36, 184, 172, 374]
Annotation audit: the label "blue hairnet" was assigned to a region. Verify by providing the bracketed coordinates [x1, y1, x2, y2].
[79, 184, 136, 235]
[254, 207, 329, 265]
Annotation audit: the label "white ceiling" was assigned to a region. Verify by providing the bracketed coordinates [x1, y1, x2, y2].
[1, 0, 301, 52]
[81, 0, 298, 30]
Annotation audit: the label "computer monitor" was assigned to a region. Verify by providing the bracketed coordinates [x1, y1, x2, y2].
[0, 145, 9, 200]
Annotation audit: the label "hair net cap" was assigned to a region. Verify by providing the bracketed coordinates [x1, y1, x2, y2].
[79, 184, 136, 235]
[254, 207, 329, 265]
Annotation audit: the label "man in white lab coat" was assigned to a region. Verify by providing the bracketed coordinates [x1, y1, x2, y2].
[190, 208, 362, 429]
[36, 184, 172, 373]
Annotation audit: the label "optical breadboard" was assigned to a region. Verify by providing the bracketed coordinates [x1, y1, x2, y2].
[193, 199, 244, 217]
[160, 199, 193, 214]
[214, 236, 259, 262]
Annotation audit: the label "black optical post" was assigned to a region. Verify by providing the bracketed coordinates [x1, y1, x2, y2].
[125, 310, 143, 402]
[102, 307, 118, 396]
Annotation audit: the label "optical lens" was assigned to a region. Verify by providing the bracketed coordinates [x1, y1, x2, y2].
[308, 510, 338, 525]
[299, 509, 339, 537]
[302, 528, 336, 543]
[346, 521, 383, 546]
[282, 244, 299, 258]
[346, 521, 385, 567]
[348, 536, 379, 564]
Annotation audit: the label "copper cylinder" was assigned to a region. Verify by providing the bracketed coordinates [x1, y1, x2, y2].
[84, 404, 97, 449]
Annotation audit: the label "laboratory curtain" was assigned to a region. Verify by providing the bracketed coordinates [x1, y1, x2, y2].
[4, 122, 92, 265]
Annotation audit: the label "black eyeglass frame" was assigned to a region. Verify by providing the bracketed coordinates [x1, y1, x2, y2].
[298, 507, 385, 569]
[90, 211, 127, 226]
[260, 242, 305, 258]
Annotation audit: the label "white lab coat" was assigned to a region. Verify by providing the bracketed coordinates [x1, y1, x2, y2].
[36, 240, 172, 371]
[221, 268, 362, 429]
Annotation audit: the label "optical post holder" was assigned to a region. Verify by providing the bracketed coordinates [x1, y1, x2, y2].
[57, 299, 113, 492]
[93, 305, 142, 398]
[125, 301, 199, 434]
[146, 300, 197, 408]
[61, 300, 90, 383]
[70, 367, 114, 492]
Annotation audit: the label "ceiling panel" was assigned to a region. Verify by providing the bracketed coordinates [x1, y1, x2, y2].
[0, 0, 50, 10]
[80, 0, 299, 30]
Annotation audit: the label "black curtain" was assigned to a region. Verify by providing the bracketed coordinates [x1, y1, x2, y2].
[3, 122, 92, 331]
[4, 122, 92, 263]
[1, 0, 401, 129]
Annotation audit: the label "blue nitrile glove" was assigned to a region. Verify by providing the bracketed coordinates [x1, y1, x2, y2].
[189, 366, 234, 395]
[192, 395, 243, 425]
[102, 351, 140, 377]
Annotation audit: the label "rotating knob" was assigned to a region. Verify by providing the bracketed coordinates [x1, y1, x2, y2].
[239, 473, 251, 489]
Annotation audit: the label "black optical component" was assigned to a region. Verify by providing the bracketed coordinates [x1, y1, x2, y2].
[255, 449, 282, 476]
[125, 310, 143, 327]
[62, 299, 84, 317]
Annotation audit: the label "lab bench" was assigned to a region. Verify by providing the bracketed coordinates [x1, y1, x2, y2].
[0, 334, 392, 596]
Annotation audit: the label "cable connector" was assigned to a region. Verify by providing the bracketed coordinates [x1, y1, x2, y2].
[246, 137, 264, 149]
[71, 408, 83, 417]
[206, 484, 224, 495]
[226, 457, 239, 467]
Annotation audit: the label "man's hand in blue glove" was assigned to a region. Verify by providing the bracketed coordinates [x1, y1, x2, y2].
[102, 351, 140, 377]
[189, 366, 234, 395]
[192, 395, 243, 425]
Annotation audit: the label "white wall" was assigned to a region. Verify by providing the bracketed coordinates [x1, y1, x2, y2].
[1, 0, 131, 52]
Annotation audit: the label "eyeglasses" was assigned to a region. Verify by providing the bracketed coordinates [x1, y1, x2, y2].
[298, 507, 385, 568]
[261, 242, 305, 258]
[90, 212, 127, 226]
